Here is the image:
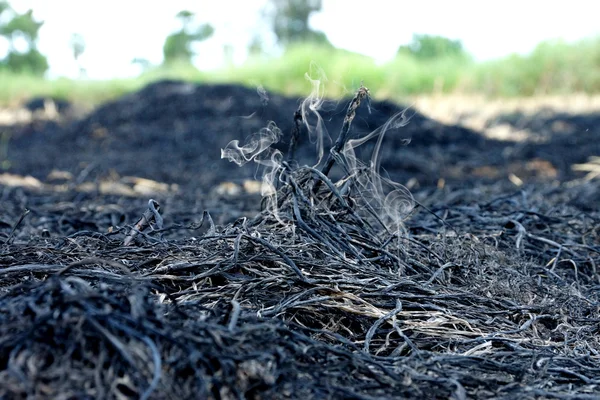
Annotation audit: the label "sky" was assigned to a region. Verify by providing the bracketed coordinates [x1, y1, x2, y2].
[2, 0, 599, 79]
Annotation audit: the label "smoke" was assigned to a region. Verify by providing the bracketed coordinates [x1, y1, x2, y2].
[300, 62, 331, 166]
[256, 85, 269, 106]
[221, 67, 415, 233]
[221, 121, 282, 167]
[342, 108, 415, 232]
[221, 120, 285, 220]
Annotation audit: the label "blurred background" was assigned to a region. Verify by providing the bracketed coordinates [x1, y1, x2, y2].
[0, 0, 599, 106]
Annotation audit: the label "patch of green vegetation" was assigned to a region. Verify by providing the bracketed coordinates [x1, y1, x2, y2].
[472, 38, 600, 96]
[1, 71, 139, 107]
[0, 64, 207, 107]
[1, 37, 599, 107]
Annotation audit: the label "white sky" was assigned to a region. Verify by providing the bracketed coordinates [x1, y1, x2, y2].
[2, 0, 599, 79]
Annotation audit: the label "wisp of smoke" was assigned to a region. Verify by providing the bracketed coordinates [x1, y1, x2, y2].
[221, 120, 285, 221]
[300, 62, 331, 166]
[221, 121, 281, 167]
[221, 69, 415, 235]
[256, 84, 269, 106]
[342, 109, 415, 232]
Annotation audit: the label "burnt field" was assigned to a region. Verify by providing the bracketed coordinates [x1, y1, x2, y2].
[1, 80, 600, 399]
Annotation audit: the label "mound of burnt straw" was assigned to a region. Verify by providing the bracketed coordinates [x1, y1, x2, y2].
[0, 81, 599, 398]
[7, 80, 600, 194]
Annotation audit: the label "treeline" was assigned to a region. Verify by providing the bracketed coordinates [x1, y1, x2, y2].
[0, 0, 473, 77]
[2, 0, 600, 100]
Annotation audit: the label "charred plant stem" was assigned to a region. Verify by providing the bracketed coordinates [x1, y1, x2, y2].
[5, 208, 30, 244]
[315, 84, 370, 193]
[243, 233, 311, 283]
[123, 199, 162, 246]
[287, 108, 303, 162]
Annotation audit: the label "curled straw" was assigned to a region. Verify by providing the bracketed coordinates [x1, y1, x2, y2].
[123, 199, 163, 246]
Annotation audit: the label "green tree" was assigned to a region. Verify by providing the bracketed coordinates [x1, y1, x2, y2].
[70, 33, 85, 61]
[70, 33, 86, 77]
[248, 35, 264, 56]
[4, 48, 47, 74]
[0, 1, 10, 16]
[268, 0, 330, 47]
[1, 10, 43, 44]
[162, 10, 214, 65]
[0, 4, 48, 75]
[398, 34, 467, 60]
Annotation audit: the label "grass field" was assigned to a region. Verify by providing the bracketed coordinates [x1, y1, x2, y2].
[1, 36, 600, 107]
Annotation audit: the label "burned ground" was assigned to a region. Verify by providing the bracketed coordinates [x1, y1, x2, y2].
[0, 81, 599, 399]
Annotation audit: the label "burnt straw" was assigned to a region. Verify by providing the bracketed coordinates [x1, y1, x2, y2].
[313, 84, 370, 193]
[0, 83, 599, 399]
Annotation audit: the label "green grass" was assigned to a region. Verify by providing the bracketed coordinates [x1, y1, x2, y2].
[0, 64, 210, 107]
[2, 37, 600, 107]
[471, 38, 600, 96]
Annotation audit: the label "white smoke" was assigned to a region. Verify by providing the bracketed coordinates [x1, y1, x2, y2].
[256, 84, 269, 106]
[300, 62, 332, 166]
[342, 109, 415, 232]
[221, 121, 282, 167]
[221, 67, 415, 233]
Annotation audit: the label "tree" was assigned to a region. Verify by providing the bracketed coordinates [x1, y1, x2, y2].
[0, 4, 48, 75]
[0, 1, 10, 17]
[268, 0, 330, 47]
[4, 48, 47, 74]
[248, 35, 264, 56]
[70, 33, 86, 77]
[162, 10, 214, 65]
[398, 34, 467, 60]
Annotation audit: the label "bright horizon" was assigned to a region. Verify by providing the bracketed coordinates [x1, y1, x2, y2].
[2, 0, 599, 80]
